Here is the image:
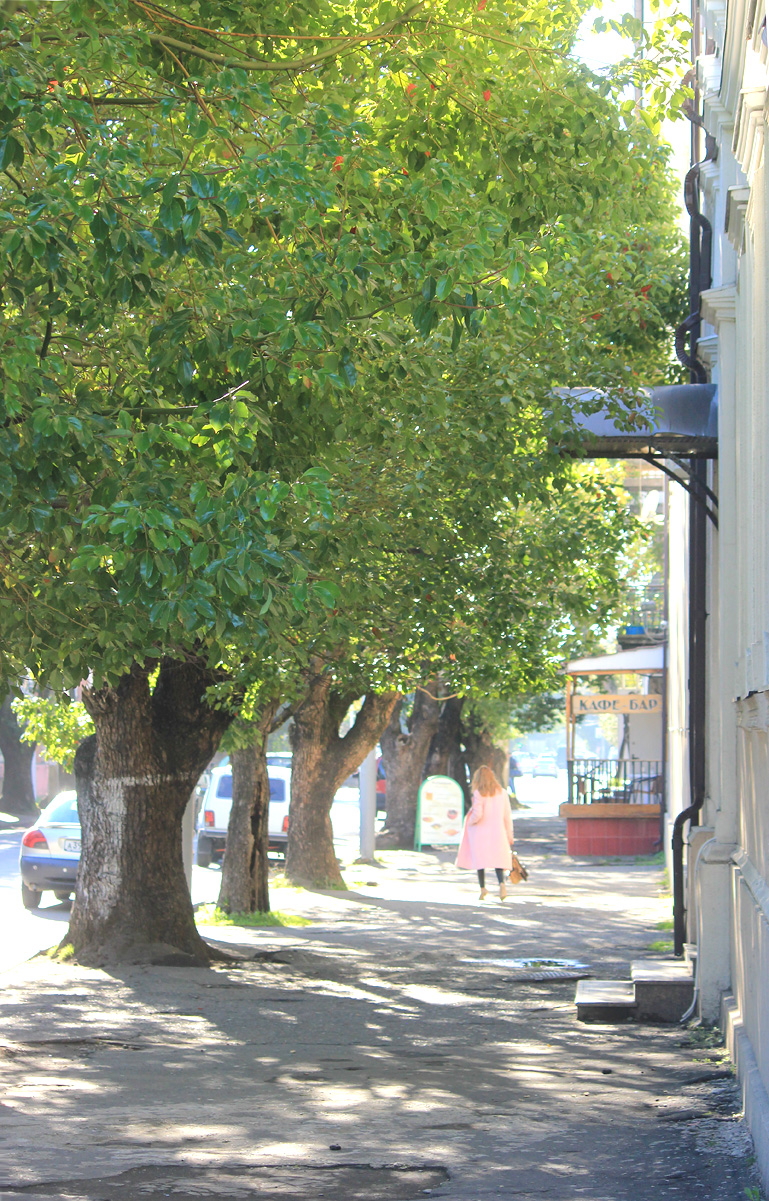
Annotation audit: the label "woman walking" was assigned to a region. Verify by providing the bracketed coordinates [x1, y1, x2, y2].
[456, 765, 514, 901]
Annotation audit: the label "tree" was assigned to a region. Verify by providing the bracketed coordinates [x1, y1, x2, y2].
[379, 683, 441, 849]
[11, 695, 94, 772]
[216, 705, 278, 916]
[425, 697, 467, 801]
[285, 667, 397, 887]
[0, 0, 689, 957]
[461, 699, 513, 788]
[0, 694, 35, 815]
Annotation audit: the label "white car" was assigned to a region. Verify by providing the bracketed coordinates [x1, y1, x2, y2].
[19, 790, 81, 909]
[532, 756, 559, 778]
[195, 764, 291, 867]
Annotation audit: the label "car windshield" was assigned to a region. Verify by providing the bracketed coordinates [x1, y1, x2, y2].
[269, 777, 286, 803]
[215, 774, 233, 799]
[41, 795, 79, 824]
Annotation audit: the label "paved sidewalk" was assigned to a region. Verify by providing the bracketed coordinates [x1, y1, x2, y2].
[0, 816, 761, 1200]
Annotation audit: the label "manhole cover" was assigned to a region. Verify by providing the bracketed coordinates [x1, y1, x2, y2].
[461, 957, 592, 981]
[10, 1162, 449, 1200]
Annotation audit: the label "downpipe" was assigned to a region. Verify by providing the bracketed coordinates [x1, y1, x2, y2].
[673, 799, 701, 957]
[679, 835, 717, 1023]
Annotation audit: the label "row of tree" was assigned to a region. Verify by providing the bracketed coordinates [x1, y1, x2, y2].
[1, 0, 688, 963]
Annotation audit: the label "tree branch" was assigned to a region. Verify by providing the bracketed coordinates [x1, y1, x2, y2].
[145, 4, 426, 74]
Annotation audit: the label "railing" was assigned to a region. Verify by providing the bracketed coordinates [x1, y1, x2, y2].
[567, 759, 663, 806]
[619, 584, 665, 639]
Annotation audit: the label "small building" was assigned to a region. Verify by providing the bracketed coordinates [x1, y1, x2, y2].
[560, 646, 664, 856]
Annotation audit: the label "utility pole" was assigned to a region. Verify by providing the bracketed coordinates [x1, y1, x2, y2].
[358, 749, 377, 863]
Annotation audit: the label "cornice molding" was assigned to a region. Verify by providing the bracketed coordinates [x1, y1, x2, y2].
[696, 334, 720, 374]
[725, 184, 751, 250]
[700, 0, 728, 49]
[733, 85, 767, 178]
[701, 285, 738, 327]
[702, 89, 736, 137]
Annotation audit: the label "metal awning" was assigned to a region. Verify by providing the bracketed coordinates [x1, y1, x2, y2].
[565, 646, 664, 676]
[562, 384, 718, 459]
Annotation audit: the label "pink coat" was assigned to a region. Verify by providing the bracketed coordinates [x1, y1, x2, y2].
[455, 789, 514, 870]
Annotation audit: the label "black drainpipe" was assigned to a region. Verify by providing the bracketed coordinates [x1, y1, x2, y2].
[673, 457, 709, 956]
[671, 8, 715, 957]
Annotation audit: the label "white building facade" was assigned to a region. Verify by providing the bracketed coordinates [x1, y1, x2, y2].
[669, 0, 769, 1184]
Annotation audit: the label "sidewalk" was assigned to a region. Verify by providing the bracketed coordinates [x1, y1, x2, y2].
[0, 815, 761, 1200]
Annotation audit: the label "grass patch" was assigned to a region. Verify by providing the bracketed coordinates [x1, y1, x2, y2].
[634, 850, 665, 866]
[648, 938, 674, 954]
[47, 943, 75, 962]
[657, 916, 674, 931]
[196, 904, 311, 928]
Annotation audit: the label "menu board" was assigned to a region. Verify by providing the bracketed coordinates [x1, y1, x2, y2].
[415, 775, 464, 849]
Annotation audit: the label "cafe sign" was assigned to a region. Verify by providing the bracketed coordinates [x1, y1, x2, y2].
[572, 694, 662, 715]
[415, 775, 464, 850]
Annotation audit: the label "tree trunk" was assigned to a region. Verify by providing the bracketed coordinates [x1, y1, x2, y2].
[425, 696, 469, 805]
[67, 658, 231, 966]
[463, 726, 508, 788]
[0, 695, 36, 816]
[379, 684, 440, 849]
[285, 669, 398, 888]
[217, 704, 278, 915]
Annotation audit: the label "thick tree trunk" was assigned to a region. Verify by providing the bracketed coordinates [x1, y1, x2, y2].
[463, 727, 509, 787]
[379, 684, 440, 849]
[285, 669, 398, 888]
[0, 695, 36, 816]
[67, 658, 230, 966]
[425, 696, 469, 805]
[217, 704, 277, 915]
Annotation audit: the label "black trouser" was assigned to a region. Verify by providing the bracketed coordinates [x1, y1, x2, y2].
[477, 868, 505, 887]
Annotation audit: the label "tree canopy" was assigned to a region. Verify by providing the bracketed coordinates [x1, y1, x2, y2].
[0, 0, 688, 699]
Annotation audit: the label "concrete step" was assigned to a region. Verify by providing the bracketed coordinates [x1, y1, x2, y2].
[631, 959, 694, 1022]
[575, 979, 637, 1023]
[684, 942, 698, 968]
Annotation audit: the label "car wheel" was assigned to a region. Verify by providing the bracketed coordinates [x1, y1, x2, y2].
[196, 839, 212, 868]
[21, 882, 41, 910]
[54, 891, 72, 902]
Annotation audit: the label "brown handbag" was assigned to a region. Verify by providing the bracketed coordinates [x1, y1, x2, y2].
[508, 853, 529, 884]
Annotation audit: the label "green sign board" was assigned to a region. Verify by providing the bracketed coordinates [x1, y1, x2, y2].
[415, 775, 465, 851]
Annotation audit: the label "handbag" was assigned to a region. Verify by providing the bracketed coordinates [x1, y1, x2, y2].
[508, 853, 529, 884]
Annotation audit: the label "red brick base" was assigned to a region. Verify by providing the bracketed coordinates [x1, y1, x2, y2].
[565, 816, 660, 857]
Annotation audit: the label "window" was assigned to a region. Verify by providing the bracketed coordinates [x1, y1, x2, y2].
[42, 794, 79, 823]
[269, 777, 286, 803]
[215, 773, 233, 799]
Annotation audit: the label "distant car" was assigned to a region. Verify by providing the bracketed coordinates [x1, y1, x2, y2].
[19, 790, 80, 910]
[196, 763, 291, 867]
[532, 756, 559, 778]
[514, 753, 534, 774]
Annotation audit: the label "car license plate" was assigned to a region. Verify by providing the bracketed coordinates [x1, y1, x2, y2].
[62, 839, 81, 853]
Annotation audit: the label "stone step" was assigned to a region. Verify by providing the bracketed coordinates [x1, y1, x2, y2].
[684, 942, 698, 968]
[631, 959, 694, 1022]
[575, 979, 637, 1023]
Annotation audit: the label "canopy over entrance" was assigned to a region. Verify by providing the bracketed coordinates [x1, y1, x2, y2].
[565, 646, 664, 677]
[564, 384, 718, 459]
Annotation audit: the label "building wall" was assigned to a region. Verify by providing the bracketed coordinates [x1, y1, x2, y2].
[692, 0, 769, 1186]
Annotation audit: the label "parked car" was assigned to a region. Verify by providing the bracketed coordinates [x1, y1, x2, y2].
[19, 790, 80, 910]
[513, 753, 534, 774]
[195, 763, 291, 867]
[532, 756, 559, 778]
